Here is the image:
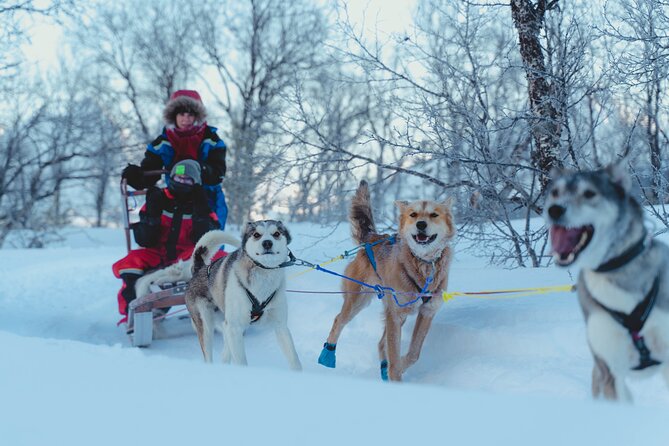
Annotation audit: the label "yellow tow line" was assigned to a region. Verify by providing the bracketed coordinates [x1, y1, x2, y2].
[289, 255, 345, 279]
[442, 284, 575, 303]
[287, 248, 575, 303]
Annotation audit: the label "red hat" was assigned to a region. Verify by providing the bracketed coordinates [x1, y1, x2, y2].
[163, 90, 207, 125]
[170, 90, 202, 103]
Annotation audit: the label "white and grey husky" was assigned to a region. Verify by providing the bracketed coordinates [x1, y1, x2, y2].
[544, 161, 669, 402]
[184, 222, 302, 370]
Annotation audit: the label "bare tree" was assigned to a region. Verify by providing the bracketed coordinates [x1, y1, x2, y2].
[291, 0, 604, 266]
[70, 0, 197, 142]
[0, 1, 85, 246]
[195, 0, 330, 224]
[0, 80, 86, 246]
[279, 66, 385, 223]
[603, 0, 669, 203]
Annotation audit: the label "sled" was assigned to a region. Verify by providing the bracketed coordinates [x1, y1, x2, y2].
[126, 281, 188, 347]
[120, 175, 188, 347]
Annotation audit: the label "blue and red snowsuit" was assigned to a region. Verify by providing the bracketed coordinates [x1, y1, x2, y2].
[138, 125, 229, 229]
[112, 186, 218, 321]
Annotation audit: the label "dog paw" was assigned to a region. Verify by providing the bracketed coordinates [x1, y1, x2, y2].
[318, 343, 336, 368]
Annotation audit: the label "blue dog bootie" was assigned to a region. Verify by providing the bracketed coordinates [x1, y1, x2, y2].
[380, 360, 389, 381]
[318, 342, 337, 368]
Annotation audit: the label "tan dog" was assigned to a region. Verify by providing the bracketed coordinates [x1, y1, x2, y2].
[318, 180, 455, 381]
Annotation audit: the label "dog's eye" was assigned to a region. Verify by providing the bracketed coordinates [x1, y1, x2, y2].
[429, 212, 438, 218]
[583, 190, 596, 199]
[551, 188, 559, 198]
[253, 232, 262, 240]
[410, 212, 418, 218]
[272, 231, 281, 239]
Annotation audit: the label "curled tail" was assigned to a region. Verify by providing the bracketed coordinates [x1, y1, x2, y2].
[191, 230, 241, 274]
[349, 180, 377, 244]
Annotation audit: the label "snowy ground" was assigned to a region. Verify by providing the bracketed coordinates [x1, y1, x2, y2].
[2, 224, 669, 445]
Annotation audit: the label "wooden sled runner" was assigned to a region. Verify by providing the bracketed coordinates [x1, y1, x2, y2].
[120, 175, 188, 347]
[127, 281, 188, 347]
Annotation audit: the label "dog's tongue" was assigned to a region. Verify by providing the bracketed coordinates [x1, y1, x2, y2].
[550, 226, 583, 255]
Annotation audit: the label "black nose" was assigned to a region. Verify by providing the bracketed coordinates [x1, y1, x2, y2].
[262, 240, 273, 250]
[548, 205, 565, 220]
[416, 221, 427, 231]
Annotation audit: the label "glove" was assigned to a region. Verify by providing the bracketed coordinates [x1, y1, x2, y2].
[122, 164, 145, 189]
[201, 163, 222, 185]
[191, 185, 211, 217]
[144, 186, 164, 219]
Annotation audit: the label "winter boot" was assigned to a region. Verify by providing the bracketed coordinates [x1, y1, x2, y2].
[120, 272, 142, 314]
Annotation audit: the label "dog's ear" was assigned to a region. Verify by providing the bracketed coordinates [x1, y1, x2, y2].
[442, 196, 455, 209]
[277, 221, 292, 244]
[606, 159, 632, 193]
[242, 220, 255, 242]
[394, 200, 409, 211]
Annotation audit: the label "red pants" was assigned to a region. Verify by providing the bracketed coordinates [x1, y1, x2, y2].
[112, 247, 194, 317]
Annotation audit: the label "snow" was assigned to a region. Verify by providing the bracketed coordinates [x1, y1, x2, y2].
[2, 224, 669, 445]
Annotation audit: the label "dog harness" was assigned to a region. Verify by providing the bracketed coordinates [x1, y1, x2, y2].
[593, 231, 661, 371]
[205, 249, 288, 322]
[364, 235, 437, 304]
[365, 234, 441, 303]
[400, 262, 436, 304]
[241, 283, 277, 323]
[597, 277, 661, 371]
[364, 234, 397, 275]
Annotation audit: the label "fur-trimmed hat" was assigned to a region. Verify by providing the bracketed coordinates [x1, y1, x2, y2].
[170, 159, 202, 185]
[163, 90, 207, 127]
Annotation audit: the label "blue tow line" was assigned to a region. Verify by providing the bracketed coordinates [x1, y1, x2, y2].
[292, 255, 434, 308]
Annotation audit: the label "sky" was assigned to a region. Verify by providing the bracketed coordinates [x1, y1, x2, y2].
[20, 1, 418, 70]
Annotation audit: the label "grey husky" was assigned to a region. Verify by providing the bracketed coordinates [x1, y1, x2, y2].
[544, 162, 669, 402]
[184, 222, 302, 370]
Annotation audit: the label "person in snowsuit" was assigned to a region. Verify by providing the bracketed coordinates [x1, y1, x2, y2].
[113, 160, 218, 323]
[121, 89, 228, 229]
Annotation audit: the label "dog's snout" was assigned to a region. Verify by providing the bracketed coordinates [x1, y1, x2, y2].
[262, 240, 273, 250]
[548, 205, 566, 221]
[416, 221, 427, 231]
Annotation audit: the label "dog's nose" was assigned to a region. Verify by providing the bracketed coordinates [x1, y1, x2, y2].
[548, 205, 566, 220]
[262, 240, 273, 250]
[416, 221, 427, 231]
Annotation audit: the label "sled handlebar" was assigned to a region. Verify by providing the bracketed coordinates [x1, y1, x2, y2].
[120, 170, 168, 253]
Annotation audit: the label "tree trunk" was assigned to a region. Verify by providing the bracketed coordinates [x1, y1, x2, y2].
[510, 0, 562, 190]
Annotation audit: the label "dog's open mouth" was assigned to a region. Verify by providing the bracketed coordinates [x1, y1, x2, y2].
[412, 233, 438, 245]
[550, 224, 594, 266]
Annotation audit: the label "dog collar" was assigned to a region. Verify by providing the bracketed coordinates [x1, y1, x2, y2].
[248, 250, 297, 270]
[595, 230, 648, 273]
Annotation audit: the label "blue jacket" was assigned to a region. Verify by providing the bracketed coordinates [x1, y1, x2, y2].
[139, 125, 228, 229]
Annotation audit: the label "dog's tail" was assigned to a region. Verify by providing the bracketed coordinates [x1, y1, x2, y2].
[191, 230, 241, 274]
[350, 180, 377, 244]
[134, 259, 192, 299]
